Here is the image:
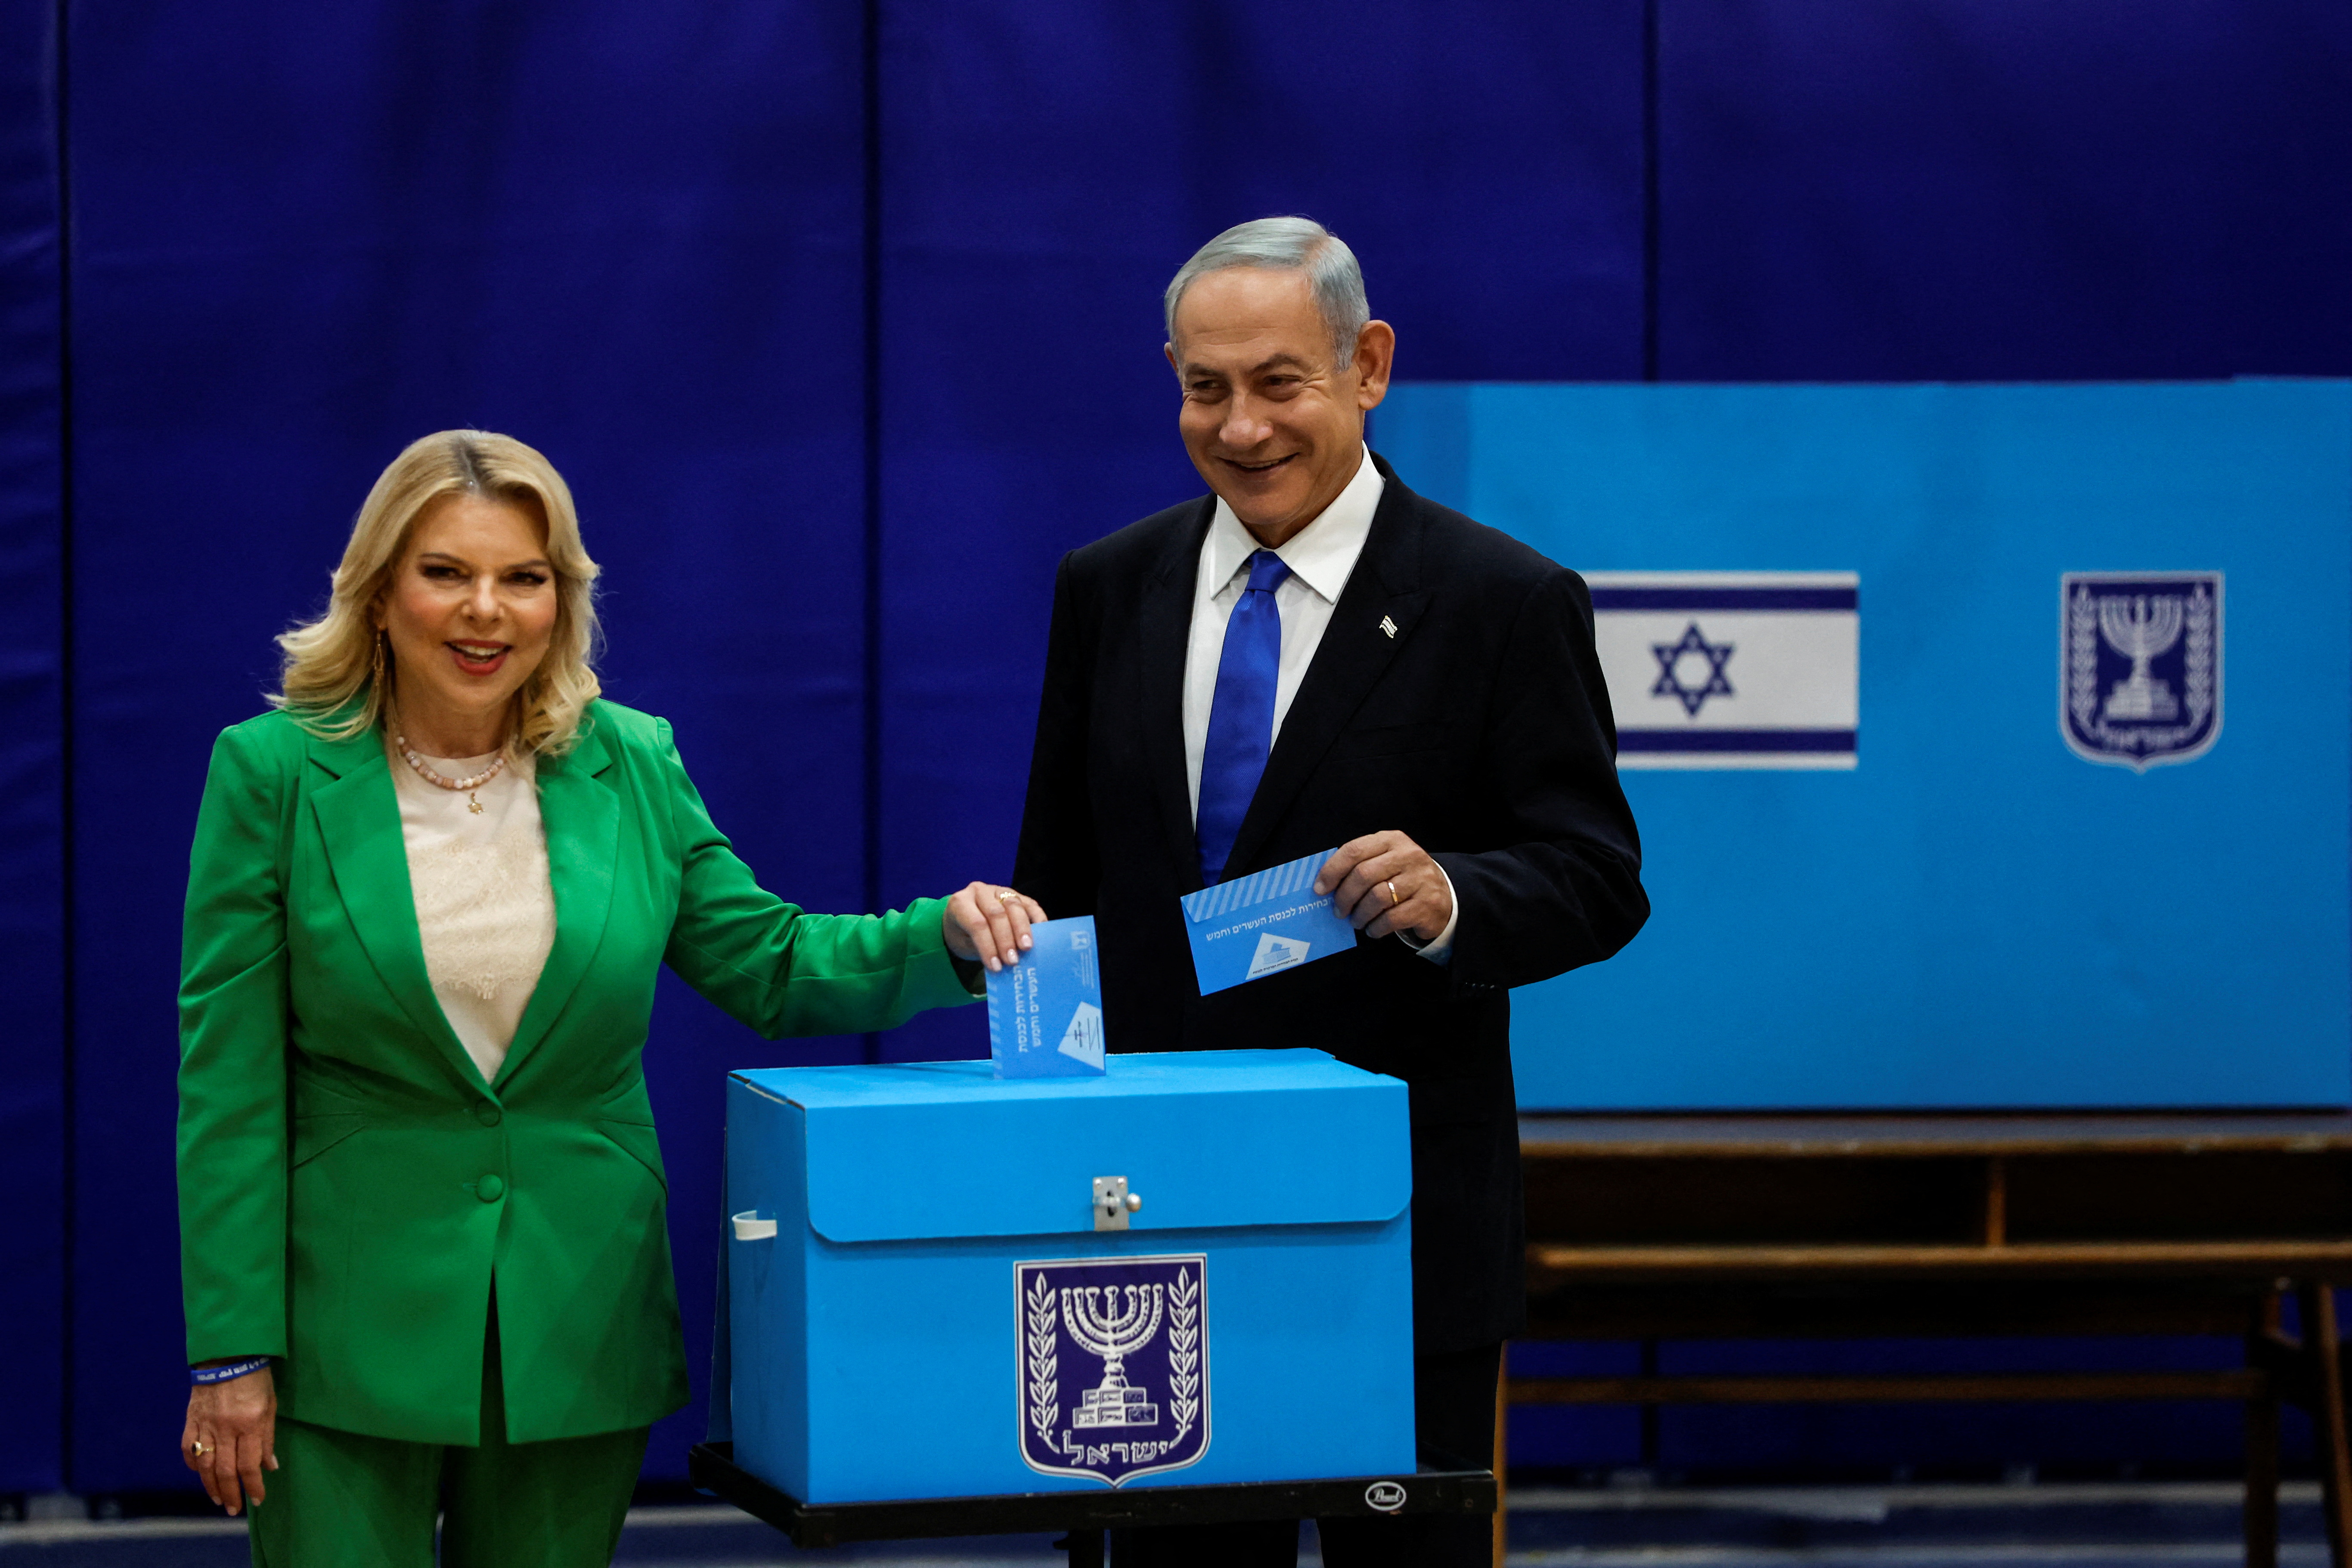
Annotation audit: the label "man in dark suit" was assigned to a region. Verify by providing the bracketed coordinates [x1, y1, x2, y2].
[1013, 217, 1648, 1567]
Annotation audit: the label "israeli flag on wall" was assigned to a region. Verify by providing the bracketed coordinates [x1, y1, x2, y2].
[1587, 572, 1859, 769]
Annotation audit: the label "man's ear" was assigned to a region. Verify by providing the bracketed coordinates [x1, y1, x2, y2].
[1165, 341, 1181, 381]
[1353, 320, 1396, 410]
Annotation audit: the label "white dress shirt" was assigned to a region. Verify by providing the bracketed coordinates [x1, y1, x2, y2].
[1180, 445, 1458, 960]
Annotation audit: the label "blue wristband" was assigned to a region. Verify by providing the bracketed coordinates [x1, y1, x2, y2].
[190, 1357, 271, 1385]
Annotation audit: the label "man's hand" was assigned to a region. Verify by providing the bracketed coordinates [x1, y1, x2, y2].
[182, 1362, 277, 1516]
[1316, 831, 1452, 944]
[944, 883, 1047, 972]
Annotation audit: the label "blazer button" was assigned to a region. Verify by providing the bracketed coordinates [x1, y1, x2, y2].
[475, 1103, 502, 1127]
[477, 1174, 505, 1203]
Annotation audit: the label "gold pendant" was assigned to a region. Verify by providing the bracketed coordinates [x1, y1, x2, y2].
[467, 792, 483, 815]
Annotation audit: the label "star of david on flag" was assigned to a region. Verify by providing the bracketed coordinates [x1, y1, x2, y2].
[1651, 622, 1735, 716]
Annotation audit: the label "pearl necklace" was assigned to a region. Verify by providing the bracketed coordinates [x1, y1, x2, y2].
[395, 734, 508, 814]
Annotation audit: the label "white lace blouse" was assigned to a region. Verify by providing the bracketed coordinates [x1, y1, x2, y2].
[389, 744, 556, 1085]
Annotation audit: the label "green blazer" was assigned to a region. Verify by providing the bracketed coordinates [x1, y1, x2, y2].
[177, 699, 976, 1444]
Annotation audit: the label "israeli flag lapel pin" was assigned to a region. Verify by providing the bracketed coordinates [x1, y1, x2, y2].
[1379, 615, 1398, 639]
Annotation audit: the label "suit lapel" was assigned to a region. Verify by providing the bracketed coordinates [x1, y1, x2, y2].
[308, 729, 482, 1089]
[1139, 499, 1216, 893]
[1224, 461, 1430, 877]
[494, 721, 619, 1089]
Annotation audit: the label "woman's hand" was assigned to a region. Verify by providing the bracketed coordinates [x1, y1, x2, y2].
[182, 1363, 278, 1516]
[944, 883, 1047, 973]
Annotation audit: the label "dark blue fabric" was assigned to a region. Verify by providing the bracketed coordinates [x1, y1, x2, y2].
[0, 0, 63, 1499]
[1658, 0, 2352, 378]
[870, 0, 1647, 1065]
[63, 1, 870, 1490]
[1658, 1337, 2301, 1473]
[1196, 551, 1290, 882]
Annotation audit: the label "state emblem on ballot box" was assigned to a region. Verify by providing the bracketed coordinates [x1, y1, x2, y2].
[2060, 572, 2223, 770]
[1019, 1255, 1209, 1485]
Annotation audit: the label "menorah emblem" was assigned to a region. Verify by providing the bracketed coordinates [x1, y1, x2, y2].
[1065, 1283, 1164, 1428]
[2097, 594, 2185, 721]
[2060, 573, 2223, 772]
[1017, 1255, 1209, 1487]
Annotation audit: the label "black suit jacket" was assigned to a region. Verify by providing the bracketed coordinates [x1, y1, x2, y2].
[1013, 453, 1648, 1351]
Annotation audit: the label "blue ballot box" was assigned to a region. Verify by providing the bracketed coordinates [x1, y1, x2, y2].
[718, 1049, 1415, 1504]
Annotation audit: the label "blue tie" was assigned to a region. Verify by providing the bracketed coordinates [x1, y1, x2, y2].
[1197, 550, 1292, 883]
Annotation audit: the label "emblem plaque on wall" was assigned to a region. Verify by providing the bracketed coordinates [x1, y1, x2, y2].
[2059, 572, 2224, 771]
[1017, 1254, 1209, 1486]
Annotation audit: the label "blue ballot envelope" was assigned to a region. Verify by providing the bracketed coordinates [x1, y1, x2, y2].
[714, 1049, 1414, 1504]
[986, 915, 1105, 1077]
[1180, 850, 1361, 995]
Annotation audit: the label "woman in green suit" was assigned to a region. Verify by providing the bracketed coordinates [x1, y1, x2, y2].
[177, 430, 1044, 1566]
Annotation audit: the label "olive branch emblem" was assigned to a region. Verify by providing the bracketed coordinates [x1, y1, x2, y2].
[2183, 587, 2216, 726]
[1024, 1273, 1059, 1439]
[2068, 586, 2101, 730]
[1165, 1266, 1200, 1441]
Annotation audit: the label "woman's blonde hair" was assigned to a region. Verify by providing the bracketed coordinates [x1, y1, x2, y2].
[272, 430, 603, 756]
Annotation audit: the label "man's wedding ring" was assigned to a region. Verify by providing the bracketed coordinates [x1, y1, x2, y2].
[1385, 880, 1401, 907]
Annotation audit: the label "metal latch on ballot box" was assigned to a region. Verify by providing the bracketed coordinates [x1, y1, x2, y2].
[1092, 1175, 1143, 1231]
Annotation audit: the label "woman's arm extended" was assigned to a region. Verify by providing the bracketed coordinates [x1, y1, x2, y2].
[656, 720, 1021, 1038]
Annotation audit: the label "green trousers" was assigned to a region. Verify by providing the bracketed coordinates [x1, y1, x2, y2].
[249, 1301, 649, 1568]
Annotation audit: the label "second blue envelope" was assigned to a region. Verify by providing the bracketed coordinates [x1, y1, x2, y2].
[1180, 850, 1361, 995]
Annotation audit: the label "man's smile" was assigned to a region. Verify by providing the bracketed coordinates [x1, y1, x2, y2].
[1220, 453, 1298, 476]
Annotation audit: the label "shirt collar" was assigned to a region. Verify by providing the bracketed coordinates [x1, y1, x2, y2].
[1202, 445, 1385, 604]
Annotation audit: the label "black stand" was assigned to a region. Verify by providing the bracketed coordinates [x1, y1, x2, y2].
[688, 1441, 1497, 1555]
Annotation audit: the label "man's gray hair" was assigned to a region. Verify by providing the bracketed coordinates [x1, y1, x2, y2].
[1163, 216, 1371, 368]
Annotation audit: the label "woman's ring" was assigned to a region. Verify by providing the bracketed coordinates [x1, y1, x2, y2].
[994, 889, 1020, 906]
[190, 1440, 209, 1456]
[1385, 880, 1401, 907]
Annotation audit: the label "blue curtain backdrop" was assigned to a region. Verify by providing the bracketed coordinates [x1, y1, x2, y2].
[5, 0, 2348, 1496]
[1658, 0, 2352, 379]
[869, 0, 1645, 1064]
[62, 0, 872, 1492]
[0, 0, 63, 1501]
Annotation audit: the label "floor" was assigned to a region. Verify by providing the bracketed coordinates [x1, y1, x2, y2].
[0, 1480, 2329, 1565]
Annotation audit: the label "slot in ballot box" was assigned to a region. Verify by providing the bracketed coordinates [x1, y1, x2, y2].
[719, 1048, 1415, 1504]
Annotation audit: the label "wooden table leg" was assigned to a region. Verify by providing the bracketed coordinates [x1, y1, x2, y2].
[2299, 1283, 2352, 1567]
[2246, 1287, 2285, 1568]
[2246, 1372, 2281, 1566]
[1494, 1349, 1509, 1568]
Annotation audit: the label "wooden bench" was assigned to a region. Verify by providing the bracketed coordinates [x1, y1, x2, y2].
[1511, 1113, 2352, 1567]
